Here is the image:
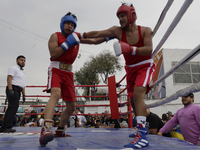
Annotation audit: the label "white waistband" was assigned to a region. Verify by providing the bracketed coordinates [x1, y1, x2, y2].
[126, 59, 154, 67]
[50, 61, 73, 72]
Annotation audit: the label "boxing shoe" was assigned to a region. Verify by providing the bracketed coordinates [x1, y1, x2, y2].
[129, 123, 148, 138]
[54, 126, 71, 137]
[39, 119, 55, 147]
[125, 124, 149, 149]
[0, 127, 16, 133]
[4, 128, 16, 133]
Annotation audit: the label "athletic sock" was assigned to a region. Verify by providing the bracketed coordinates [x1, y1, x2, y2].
[136, 116, 146, 127]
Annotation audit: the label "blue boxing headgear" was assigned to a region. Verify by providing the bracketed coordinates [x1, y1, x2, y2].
[60, 15, 77, 34]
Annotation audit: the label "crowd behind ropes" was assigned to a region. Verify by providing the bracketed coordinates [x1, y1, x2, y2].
[0, 107, 176, 135]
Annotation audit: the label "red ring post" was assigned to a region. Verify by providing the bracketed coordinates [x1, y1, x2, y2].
[108, 75, 120, 119]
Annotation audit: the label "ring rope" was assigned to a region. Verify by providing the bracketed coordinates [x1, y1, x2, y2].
[152, 0, 174, 37]
[147, 82, 200, 108]
[151, 44, 200, 88]
[152, 0, 194, 58]
[0, 104, 111, 107]
[117, 88, 127, 96]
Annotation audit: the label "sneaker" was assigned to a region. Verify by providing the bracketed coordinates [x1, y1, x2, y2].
[4, 128, 16, 133]
[0, 127, 5, 133]
[39, 119, 55, 147]
[54, 126, 71, 137]
[125, 124, 149, 149]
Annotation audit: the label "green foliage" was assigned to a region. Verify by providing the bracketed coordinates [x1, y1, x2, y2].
[74, 50, 122, 100]
[90, 50, 122, 84]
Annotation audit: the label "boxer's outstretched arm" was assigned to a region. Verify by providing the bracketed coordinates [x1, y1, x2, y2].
[83, 26, 118, 39]
[80, 37, 105, 44]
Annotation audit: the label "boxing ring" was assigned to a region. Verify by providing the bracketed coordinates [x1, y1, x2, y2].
[1, 0, 200, 149]
[1, 127, 200, 150]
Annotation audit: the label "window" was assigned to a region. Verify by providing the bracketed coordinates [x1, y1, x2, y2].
[172, 62, 200, 83]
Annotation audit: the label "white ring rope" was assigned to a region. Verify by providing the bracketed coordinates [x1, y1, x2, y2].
[151, 44, 200, 88]
[152, 0, 193, 58]
[152, 0, 174, 37]
[147, 82, 200, 108]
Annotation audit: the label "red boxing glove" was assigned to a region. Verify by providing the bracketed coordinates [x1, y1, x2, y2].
[113, 41, 138, 56]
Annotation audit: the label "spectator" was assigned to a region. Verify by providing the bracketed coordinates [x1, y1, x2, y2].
[107, 119, 121, 128]
[161, 113, 169, 124]
[53, 110, 60, 127]
[166, 111, 173, 120]
[85, 116, 93, 127]
[67, 114, 78, 128]
[26, 122, 37, 127]
[145, 108, 171, 137]
[39, 114, 44, 127]
[38, 108, 45, 120]
[119, 114, 128, 128]
[91, 81, 97, 100]
[29, 110, 39, 126]
[157, 93, 200, 145]
[0, 114, 4, 126]
[95, 120, 102, 128]
[132, 113, 137, 128]
[20, 109, 30, 126]
[75, 107, 87, 127]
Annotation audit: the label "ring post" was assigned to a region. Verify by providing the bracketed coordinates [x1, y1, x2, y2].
[108, 75, 120, 119]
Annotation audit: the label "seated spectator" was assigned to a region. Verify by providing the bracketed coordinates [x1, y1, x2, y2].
[39, 114, 44, 127]
[162, 113, 169, 124]
[95, 120, 102, 128]
[107, 119, 121, 128]
[20, 110, 30, 126]
[85, 116, 93, 127]
[37, 108, 45, 120]
[53, 111, 60, 127]
[132, 113, 137, 128]
[29, 110, 39, 126]
[146, 108, 171, 137]
[26, 122, 37, 127]
[0, 114, 4, 126]
[119, 114, 128, 128]
[75, 107, 87, 127]
[166, 111, 173, 120]
[67, 114, 78, 128]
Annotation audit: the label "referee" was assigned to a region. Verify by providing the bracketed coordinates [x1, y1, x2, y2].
[0, 55, 26, 133]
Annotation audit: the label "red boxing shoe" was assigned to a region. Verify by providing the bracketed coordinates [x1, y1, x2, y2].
[39, 119, 55, 147]
[54, 126, 71, 137]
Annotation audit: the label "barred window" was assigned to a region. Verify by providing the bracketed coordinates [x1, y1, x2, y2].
[172, 62, 200, 83]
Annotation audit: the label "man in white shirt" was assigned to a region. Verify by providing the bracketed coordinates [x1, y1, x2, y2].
[75, 107, 87, 127]
[0, 55, 26, 133]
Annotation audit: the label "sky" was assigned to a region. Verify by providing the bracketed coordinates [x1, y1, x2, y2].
[0, 0, 200, 99]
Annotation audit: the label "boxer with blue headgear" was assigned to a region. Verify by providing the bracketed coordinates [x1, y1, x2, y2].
[39, 11, 106, 147]
[60, 12, 77, 34]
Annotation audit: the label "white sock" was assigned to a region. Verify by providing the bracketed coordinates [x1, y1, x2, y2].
[136, 116, 146, 127]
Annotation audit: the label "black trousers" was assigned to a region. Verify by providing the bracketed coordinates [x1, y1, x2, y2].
[2, 85, 22, 129]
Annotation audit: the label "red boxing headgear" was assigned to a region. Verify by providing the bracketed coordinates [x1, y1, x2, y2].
[116, 4, 137, 25]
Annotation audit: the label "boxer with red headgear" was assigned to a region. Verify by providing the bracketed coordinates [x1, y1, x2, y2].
[39, 12, 107, 147]
[80, 3, 155, 149]
[116, 4, 137, 26]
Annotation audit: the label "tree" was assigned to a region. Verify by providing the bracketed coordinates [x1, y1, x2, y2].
[90, 50, 122, 84]
[74, 50, 122, 100]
